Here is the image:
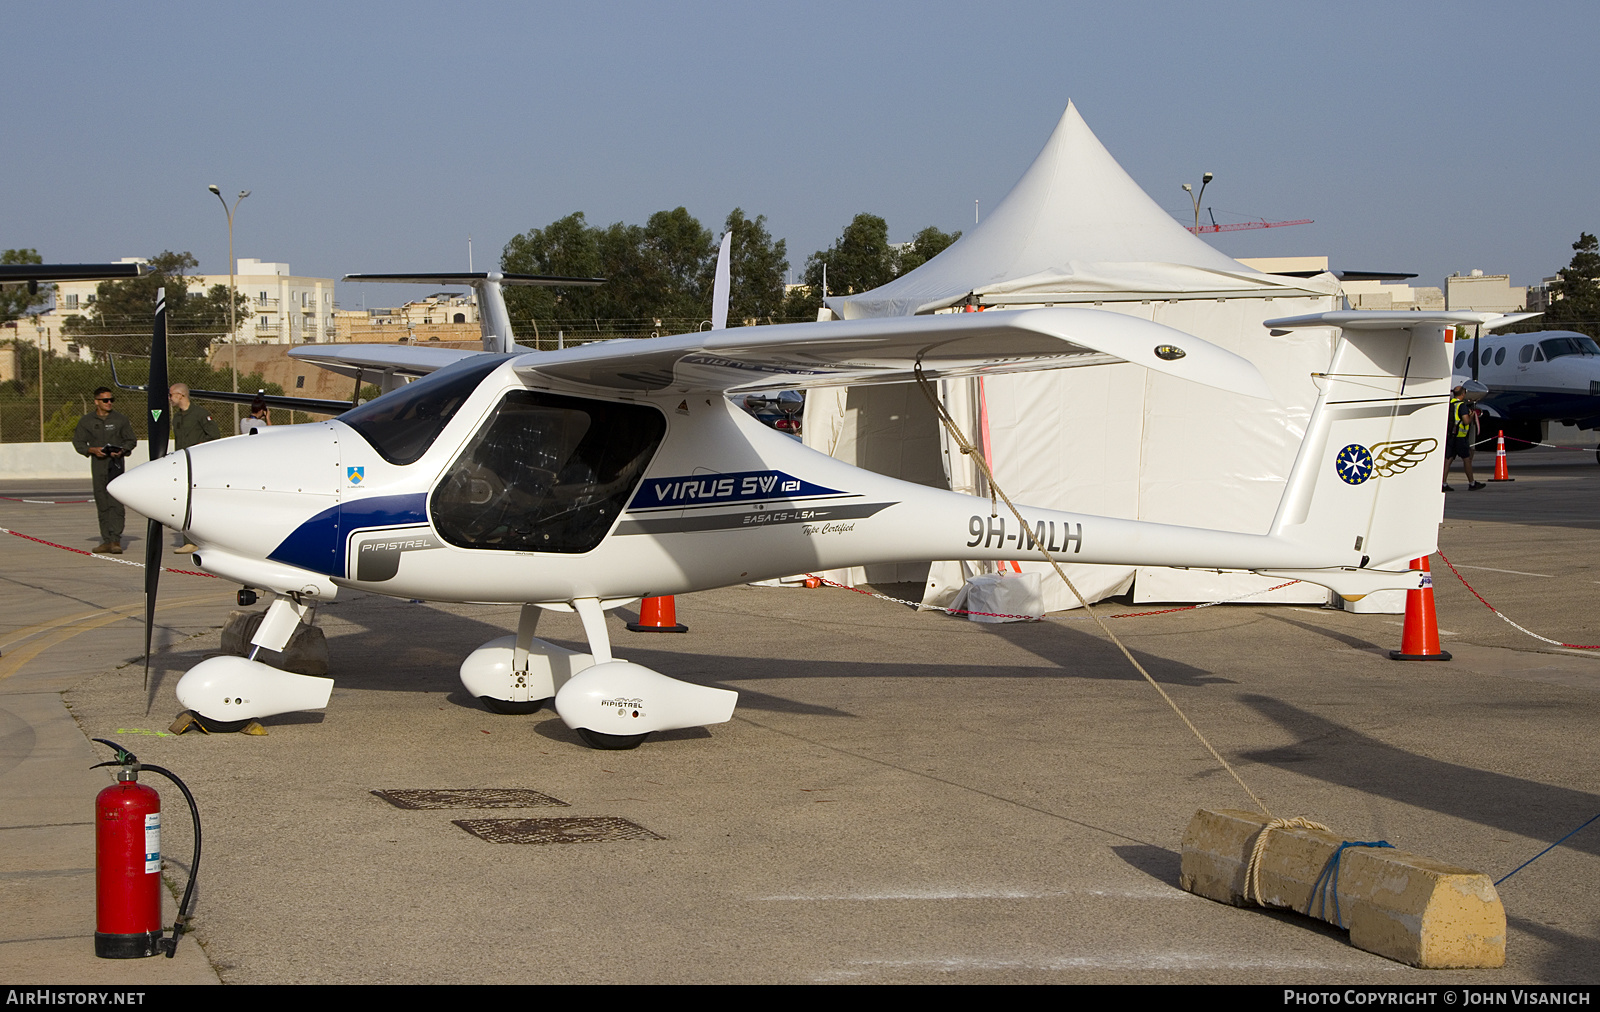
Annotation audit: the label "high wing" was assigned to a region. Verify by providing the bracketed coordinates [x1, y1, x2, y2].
[511, 307, 1272, 397]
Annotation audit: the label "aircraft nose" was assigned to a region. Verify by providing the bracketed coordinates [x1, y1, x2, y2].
[109, 451, 189, 528]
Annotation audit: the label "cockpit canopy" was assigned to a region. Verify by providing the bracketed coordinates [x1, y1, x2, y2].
[430, 390, 665, 554]
[340, 356, 507, 465]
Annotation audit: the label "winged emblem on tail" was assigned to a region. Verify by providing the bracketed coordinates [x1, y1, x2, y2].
[1370, 438, 1439, 477]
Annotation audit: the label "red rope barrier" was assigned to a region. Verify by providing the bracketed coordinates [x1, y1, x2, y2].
[1435, 550, 1599, 649]
[1, 527, 218, 579]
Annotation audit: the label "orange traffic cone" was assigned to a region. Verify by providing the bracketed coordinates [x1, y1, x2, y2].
[627, 595, 688, 633]
[1490, 429, 1514, 482]
[1389, 557, 1451, 661]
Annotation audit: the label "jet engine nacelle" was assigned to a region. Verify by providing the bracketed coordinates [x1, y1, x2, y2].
[553, 662, 737, 739]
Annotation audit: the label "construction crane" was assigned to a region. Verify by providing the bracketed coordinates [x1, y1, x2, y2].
[1187, 207, 1313, 234]
[1188, 217, 1314, 234]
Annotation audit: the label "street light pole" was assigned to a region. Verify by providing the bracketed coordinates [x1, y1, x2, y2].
[208, 184, 250, 427]
[1181, 172, 1214, 232]
[34, 316, 44, 442]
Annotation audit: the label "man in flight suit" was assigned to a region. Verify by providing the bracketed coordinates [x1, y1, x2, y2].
[72, 387, 138, 554]
[169, 383, 222, 553]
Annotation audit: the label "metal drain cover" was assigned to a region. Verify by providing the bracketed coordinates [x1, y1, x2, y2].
[452, 817, 664, 845]
[372, 789, 569, 810]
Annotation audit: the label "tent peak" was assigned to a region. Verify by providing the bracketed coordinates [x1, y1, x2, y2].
[829, 104, 1326, 320]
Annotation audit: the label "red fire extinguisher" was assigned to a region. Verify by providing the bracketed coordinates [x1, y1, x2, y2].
[91, 739, 201, 959]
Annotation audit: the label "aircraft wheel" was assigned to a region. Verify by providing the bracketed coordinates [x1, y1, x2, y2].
[171, 709, 255, 734]
[479, 696, 551, 715]
[576, 727, 650, 750]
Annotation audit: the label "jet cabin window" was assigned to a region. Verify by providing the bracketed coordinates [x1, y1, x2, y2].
[431, 391, 666, 554]
[341, 356, 505, 465]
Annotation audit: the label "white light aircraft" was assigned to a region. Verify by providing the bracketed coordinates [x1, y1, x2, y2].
[110, 278, 1495, 749]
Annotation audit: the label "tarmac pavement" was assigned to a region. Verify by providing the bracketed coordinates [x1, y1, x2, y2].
[1, 450, 1597, 984]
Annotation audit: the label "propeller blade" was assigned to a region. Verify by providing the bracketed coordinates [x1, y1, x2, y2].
[143, 517, 162, 690]
[143, 289, 170, 690]
[148, 288, 169, 459]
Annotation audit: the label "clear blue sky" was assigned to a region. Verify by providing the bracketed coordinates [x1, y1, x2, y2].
[6, 0, 1596, 303]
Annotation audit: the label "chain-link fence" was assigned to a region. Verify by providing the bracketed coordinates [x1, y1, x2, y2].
[1, 333, 287, 443]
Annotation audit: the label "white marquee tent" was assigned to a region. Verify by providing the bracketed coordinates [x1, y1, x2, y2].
[803, 102, 1355, 612]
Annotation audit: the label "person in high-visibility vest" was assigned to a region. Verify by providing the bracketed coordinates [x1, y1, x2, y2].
[1442, 384, 1485, 492]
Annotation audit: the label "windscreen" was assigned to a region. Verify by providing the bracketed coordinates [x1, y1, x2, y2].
[431, 390, 665, 554]
[340, 356, 505, 465]
[1539, 336, 1600, 360]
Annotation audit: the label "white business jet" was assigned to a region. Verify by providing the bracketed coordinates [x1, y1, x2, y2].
[110, 278, 1486, 748]
[1449, 324, 1600, 459]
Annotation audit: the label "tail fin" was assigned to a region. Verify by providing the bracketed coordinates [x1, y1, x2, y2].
[343, 272, 606, 354]
[1263, 312, 1494, 571]
[710, 231, 732, 331]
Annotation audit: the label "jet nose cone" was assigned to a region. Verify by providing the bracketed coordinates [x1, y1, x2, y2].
[110, 451, 189, 527]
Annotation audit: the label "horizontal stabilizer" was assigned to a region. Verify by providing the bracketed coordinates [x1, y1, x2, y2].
[1265, 310, 1531, 332]
[344, 271, 604, 354]
[343, 272, 604, 287]
[288, 344, 488, 382]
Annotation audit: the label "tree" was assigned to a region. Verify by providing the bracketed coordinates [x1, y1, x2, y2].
[784, 215, 962, 318]
[895, 225, 961, 275]
[1544, 232, 1600, 338]
[500, 212, 608, 325]
[502, 208, 721, 334]
[1, 248, 47, 323]
[807, 213, 895, 298]
[643, 207, 715, 320]
[61, 251, 251, 358]
[721, 209, 789, 324]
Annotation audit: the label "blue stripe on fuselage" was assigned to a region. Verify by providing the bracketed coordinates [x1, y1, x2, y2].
[267, 493, 430, 576]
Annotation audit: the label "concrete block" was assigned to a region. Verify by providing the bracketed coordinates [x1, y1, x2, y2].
[1179, 808, 1505, 968]
[219, 609, 329, 676]
[0, 441, 150, 480]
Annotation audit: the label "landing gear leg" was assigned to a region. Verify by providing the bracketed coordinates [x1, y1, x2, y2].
[569, 598, 649, 750]
[479, 604, 552, 714]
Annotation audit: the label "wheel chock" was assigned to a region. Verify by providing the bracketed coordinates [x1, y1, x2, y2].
[1179, 808, 1505, 968]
